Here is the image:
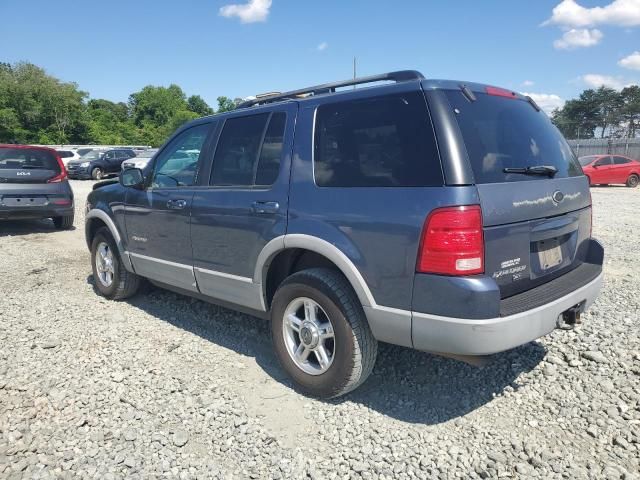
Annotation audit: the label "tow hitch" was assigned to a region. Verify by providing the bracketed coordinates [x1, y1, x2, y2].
[557, 302, 585, 329]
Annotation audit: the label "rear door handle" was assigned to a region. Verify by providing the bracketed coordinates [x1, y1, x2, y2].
[166, 199, 187, 210]
[251, 201, 280, 215]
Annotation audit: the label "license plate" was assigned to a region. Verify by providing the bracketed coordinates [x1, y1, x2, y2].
[2, 197, 47, 207]
[538, 240, 563, 270]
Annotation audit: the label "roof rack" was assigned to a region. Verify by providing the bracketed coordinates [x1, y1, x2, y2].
[235, 70, 425, 109]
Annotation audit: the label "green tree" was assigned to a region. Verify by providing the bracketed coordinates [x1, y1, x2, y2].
[216, 96, 237, 113]
[0, 62, 88, 144]
[187, 95, 213, 116]
[620, 85, 640, 138]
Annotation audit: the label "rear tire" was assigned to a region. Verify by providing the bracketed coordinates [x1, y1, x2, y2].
[52, 214, 74, 230]
[270, 268, 377, 398]
[626, 174, 639, 188]
[91, 227, 140, 300]
[91, 167, 104, 180]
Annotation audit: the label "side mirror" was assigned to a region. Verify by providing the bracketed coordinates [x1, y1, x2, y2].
[120, 168, 145, 189]
[592, 164, 599, 169]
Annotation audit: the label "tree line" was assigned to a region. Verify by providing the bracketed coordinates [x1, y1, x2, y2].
[0, 61, 241, 147]
[3, 61, 639, 145]
[551, 85, 640, 140]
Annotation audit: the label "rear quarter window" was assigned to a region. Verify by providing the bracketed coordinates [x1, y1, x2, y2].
[314, 92, 443, 187]
[445, 90, 582, 184]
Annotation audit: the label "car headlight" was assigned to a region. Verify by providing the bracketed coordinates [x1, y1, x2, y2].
[80, 162, 90, 167]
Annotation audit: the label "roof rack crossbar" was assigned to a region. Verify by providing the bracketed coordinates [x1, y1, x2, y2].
[236, 70, 425, 109]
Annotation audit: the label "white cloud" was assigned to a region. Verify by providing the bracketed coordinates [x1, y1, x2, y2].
[582, 73, 628, 89]
[317, 42, 328, 52]
[553, 28, 603, 49]
[522, 92, 565, 114]
[521, 80, 535, 87]
[544, 0, 640, 28]
[219, 0, 272, 23]
[619, 51, 640, 70]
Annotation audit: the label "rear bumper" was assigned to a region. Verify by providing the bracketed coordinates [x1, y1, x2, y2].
[0, 205, 74, 220]
[365, 239, 604, 355]
[411, 269, 603, 355]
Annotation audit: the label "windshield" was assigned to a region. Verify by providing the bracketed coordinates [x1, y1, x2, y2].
[80, 150, 104, 160]
[579, 156, 598, 166]
[0, 147, 60, 171]
[445, 90, 582, 183]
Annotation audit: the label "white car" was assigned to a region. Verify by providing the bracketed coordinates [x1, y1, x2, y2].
[57, 149, 81, 165]
[121, 148, 158, 170]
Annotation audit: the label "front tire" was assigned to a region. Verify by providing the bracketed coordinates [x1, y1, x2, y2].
[271, 268, 377, 398]
[91, 167, 104, 180]
[626, 174, 639, 188]
[91, 227, 140, 300]
[53, 214, 74, 230]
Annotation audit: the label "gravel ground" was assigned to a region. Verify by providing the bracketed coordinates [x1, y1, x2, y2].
[0, 180, 639, 479]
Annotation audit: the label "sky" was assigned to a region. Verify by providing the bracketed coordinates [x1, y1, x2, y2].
[2, 0, 639, 113]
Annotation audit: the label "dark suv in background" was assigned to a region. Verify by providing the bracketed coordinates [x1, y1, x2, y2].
[0, 144, 74, 229]
[84, 71, 604, 398]
[67, 148, 136, 180]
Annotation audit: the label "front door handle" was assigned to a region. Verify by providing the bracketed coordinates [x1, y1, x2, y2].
[251, 201, 280, 215]
[167, 199, 187, 210]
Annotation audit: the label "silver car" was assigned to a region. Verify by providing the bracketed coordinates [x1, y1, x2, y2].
[121, 149, 158, 170]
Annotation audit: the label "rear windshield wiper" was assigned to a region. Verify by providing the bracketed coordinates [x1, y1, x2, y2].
[503, 165, 558, 177]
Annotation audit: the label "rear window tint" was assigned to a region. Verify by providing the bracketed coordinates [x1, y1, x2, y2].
[314, 92, 443, 187]
[0, 148, 60, 172]
[613, 156, 631, 165]
[57, 150, 74, 158]
[445, 91, 582, 183]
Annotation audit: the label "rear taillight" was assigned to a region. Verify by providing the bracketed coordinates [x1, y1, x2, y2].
[417, 205, 484, 276]
[47, 153, 67, 183]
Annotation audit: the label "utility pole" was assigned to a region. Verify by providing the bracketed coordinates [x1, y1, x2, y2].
[353, 57, 357, 88]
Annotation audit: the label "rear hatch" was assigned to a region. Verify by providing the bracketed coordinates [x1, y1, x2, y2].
[0, 146, 62, 184]
[444, 88, 592, 298]
[0, 146, 68, 207]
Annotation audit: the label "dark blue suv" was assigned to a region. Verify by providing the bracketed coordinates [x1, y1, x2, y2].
[85, 71, 604, 398]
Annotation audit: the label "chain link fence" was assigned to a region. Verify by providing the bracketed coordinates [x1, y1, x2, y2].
[567, 138, 640, 160]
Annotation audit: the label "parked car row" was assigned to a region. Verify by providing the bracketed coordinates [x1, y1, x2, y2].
[66, 148, 137, 180]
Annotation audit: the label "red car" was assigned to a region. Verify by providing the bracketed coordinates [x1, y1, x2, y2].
[580, 154, 640, 188]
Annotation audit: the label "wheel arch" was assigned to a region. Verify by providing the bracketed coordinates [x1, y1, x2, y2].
[256, 235, 376, 310]
[85, 208, 134, 271]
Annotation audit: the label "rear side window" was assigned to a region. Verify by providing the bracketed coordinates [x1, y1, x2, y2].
[57, 150, 73, 158]
[211, 112, 286, 187]
[0, 148, 60, 172]
[314, 92, 442, 187]
[613, 156, 631, 165]
[445, 91, 582, 183]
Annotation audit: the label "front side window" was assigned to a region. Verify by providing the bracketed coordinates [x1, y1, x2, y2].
[314, 92, 443, 187]
[594, 157, 612, 167]
[151, 123, 211, 188]
[211, 112, 286, 187]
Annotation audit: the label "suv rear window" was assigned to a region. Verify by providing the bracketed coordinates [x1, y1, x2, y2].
[0, 147, 60, 172]
[314, 92, 443, 187]
[445, 91, 582, 184]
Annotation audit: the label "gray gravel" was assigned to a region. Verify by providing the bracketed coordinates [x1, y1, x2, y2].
[1, 180, 639, 479]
